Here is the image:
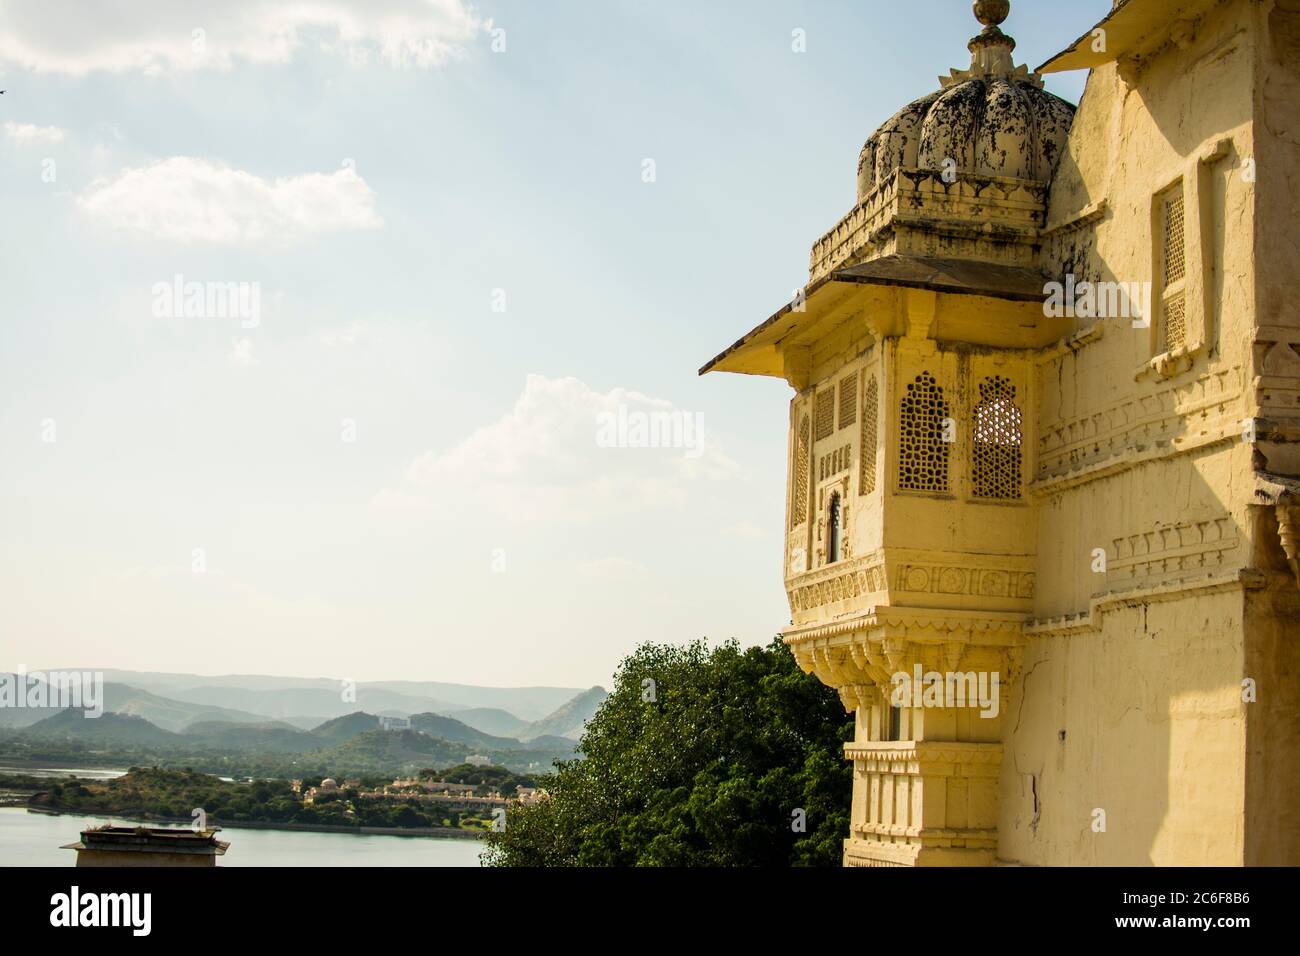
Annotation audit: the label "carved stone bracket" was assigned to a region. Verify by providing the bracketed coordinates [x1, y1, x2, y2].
[1277, 504, 1300, 588]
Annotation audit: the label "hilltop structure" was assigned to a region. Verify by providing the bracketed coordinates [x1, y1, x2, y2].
[703, 0, 1300, 866]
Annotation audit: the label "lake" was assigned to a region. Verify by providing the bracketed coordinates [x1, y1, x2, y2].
[0, 765, 127, 781]
[0, 807, 485, 867]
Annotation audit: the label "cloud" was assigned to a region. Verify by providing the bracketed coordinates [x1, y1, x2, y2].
[374, 374, 736, 521]
[3, 121, 67, 144]
[577, 557, 650, 580]
[76, 157, 382, 243]
[0, 0, 487, 76]
[320, 323, 364, 348]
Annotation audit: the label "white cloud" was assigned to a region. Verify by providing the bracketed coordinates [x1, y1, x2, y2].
[3, 121, 66, 144]
[320, 323, 364, 348]
[723, 521, 765, 541]
[0, 0, 486, 76]
[374, 374, 736, 521]
[77, 157, 382, 243]
[578, 557, 650, 580]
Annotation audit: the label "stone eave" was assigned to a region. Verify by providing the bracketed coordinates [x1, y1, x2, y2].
[836, 255, 1049, 303]
[1037, 0, 1225, 74]
[697, 272, 840, 380]
[699, 255, 1052, 379]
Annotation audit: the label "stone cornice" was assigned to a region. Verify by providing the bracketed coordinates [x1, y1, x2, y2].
[786, 554, 1035, 619]
[1035, 320, 1105, 365]
[783, 606, 1027, 647]
[1041, 198, 1108, 237]
[785, 556, 887, 614]
[844, 741, 1003, 766]
[808, 168, 1048, 283]
[850, 822, 999, 844]
[1030, 363, 1245, 496]
[1026, 568, 1267, 637]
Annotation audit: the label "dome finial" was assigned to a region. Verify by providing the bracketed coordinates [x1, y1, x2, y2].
[966, 0, 1016, 75]
[939, 0, 1039, 88]
[973, 0, 1010, 28]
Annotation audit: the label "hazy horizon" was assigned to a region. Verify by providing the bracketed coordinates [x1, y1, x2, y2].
[14, 666, 595, 691]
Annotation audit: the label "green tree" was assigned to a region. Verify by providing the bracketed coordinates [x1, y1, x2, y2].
[484, 637, 852, 867]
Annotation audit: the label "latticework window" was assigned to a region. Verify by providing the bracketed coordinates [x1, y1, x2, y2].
[1158, 182, 1187, 354]
[860, 375, 878, 495]
[1162, 295, 1187, 352]
[814, 389, 834, 441]
[792, 414, 810, 529]
[819, 444, 851, 480]
[971, 375, 1023, 500]
[898, 371, 950, 493]
[838, 372, 858, 429]
[827, 493, 842, 564]
[1162, 191, 1185, 286]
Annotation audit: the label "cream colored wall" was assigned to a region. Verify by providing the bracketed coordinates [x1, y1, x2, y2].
[1242, 551, 1300, 865]
[1000, 591, 1246, 865]
[1243, 0, 1300, 867]
[1009, 0, 1263, 865]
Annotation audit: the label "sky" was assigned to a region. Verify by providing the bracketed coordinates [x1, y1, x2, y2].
[0, 0, 1102, 688]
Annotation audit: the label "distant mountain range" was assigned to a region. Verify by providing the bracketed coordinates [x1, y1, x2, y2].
[3, 703, 587, 776]
[14, 706, 576, 754]
[94, 669, 589, 722]
[0, 670, 608, 744]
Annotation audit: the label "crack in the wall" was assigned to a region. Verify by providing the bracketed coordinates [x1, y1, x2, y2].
[1012, 657, 1046, 738]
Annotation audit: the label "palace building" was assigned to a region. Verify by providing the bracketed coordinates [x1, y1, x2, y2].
[702, 0, 1300, 865]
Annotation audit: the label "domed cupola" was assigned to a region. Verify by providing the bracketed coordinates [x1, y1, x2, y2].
[856, 0, 1075, 203]
[810, 0, 1076, 281]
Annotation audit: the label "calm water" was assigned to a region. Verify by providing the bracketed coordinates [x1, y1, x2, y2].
[0, 808, 484, 867]
[0, 765, 127, 780]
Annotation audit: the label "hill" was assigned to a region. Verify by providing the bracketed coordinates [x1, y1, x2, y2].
[100, 683, 270, 732]
[184, 720, 317, 752]
[442, 707, 529, 738]
[521, 686, 608, 740]
[22, 710, 181, 747]
[407, 713, 524, 751]
[0, 677, 270, 732]
[318, 728, 465, 772]
[309, 712, 387, 743]
[524, 734, 581, 754]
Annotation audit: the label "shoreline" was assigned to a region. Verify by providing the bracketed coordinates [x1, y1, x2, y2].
[10, 806, 487, 841]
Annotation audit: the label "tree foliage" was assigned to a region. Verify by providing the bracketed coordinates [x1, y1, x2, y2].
[484, 638, 852, 867]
